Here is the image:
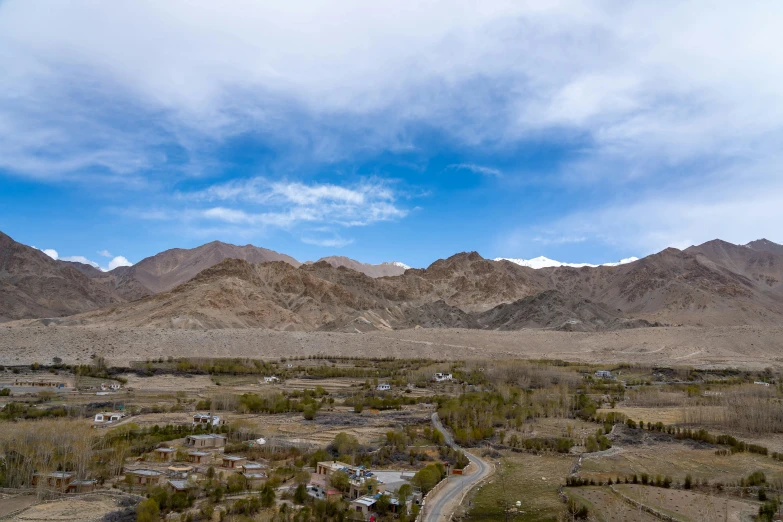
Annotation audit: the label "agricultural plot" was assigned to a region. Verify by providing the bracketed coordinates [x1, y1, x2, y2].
[463, 451, 572, 522]
[568, 487, 660, 522]
[614, 484, 760, 522]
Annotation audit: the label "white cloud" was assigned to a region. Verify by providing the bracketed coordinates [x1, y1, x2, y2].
[188, 178, 407, 234]
[108, 256, 132, 270]
[97, 249, 112, 258]
[447, 164, 502, 177]
[37, 247, 133, 271]
[2, 1, 783, 251]
[301, 235, 354, 248]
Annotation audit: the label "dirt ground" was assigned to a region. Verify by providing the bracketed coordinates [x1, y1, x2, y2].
[579, 427, 783, 486]
[0, 494, 36, 518]
[615, 484, 759, 522]
[2, 324, 783, 369]
[11, 495, 122, 521]
[569, 487, 660, 522]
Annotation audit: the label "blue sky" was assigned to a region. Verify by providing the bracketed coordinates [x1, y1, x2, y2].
[1, 2, 782, 270]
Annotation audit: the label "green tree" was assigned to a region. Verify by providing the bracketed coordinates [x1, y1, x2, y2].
[332, 432, 359, 456]
[259, 483, 276, 508]
[136, 498, 160, 522]
[294, 483, 309, 504]
[330, 471, 350, 493]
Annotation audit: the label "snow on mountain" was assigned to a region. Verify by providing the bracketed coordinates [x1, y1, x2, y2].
[495, 256, 639, 269]
[386, 261, 411, 270]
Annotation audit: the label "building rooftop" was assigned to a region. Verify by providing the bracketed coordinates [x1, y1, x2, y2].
[243, 472, 267, 479]
[222, 455, 246, 461]
[35, 471, 74, 478]
[188, 434, 226, 440]
[353, 496, 377, 507]
[168, 480, 190, 490]
[127, 469, 163, 476]
[70, 479, 97, 486]
[242, 462, 265, 469]
[155, 447, 176, 453]
[188, 451, 211, 456]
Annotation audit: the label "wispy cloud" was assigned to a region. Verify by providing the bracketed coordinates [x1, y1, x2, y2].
[184, 177, 408, 232]
[301, 235, 354, 248]
[447, 163, 502, 178]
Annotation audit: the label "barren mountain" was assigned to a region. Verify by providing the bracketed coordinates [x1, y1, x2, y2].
[475, 290, 658, 332]
[4, 230, 783, 330]
[0, 231, 124, 322]
[308, 256, 409, 277]
[746, 238, 783, 256]
[119, 240, 300, 294]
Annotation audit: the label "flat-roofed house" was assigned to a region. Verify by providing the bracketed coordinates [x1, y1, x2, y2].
[67, 479, 97, 494]
[126, 469, 164, 487]
[32, 472, 74, 490]
[221, 455, 247, 469]
[188, 451, 211, 464]
[185, 434, 226, 448]
[193, 413, 222, 426]
[242, 472, 268, 489]
[350, 496, 377, 518]
[153, 447, 176, 462]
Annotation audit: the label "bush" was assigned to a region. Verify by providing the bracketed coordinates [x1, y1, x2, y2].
[136, 498, 160, 522]
[0, 389, 10, 397]
[302, 407, 316, 420]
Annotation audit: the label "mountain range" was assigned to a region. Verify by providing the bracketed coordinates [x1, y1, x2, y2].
[2, 230, 782, 332]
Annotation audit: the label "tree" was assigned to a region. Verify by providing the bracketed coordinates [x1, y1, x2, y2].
[331, 432, 359, 456]
[375, 494, 392, 515]
[330, 471, 350, 493]
[412, 463, 444, 494]
[136, 498, 160, 522]
[259, 483, 276, 508]
[295, 470, 311, 485]
[294, 483, 309, 505]
[303, 407, 317, 420]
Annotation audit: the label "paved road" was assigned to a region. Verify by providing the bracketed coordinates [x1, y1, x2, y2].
[423, 412, 493, 522]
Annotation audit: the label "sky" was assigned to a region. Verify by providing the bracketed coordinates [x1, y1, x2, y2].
[1, 1, 782, 270]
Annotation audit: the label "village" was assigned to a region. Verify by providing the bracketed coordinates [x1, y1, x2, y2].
[4, 355, 783, 521]
[0, 357, 465, 521]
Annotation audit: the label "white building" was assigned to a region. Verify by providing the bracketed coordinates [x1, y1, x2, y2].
[376, 383, 391, 391]
[263, 376, 280, 384]
[433, 373, 453, 382]
[94, 412, 124, 423]
[594, 370, 612, 379]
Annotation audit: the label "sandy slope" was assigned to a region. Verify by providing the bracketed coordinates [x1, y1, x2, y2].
[1, 325, 781, 369]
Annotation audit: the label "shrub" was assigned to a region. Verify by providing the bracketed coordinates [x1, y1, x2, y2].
[136, 498, 160, 522]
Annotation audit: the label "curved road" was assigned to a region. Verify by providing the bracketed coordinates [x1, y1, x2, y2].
[423, 413, 493, 522]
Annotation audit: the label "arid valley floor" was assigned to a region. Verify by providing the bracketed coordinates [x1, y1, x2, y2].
[2, 325, 782, 369]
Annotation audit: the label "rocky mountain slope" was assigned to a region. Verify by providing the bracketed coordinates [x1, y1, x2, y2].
[308, 256, 409, 277]
[5, 229, 783, 331]
[0, 231, 124, 321]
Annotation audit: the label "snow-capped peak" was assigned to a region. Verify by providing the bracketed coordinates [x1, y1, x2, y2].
[388, 261, 411, 270]
[495, 256, 638, 269]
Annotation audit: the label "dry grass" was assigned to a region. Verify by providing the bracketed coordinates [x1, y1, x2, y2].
[579, 441, 783, 486]
[568, 487, 660, 522]
[598, 406, 685, 425]
[614, 484, 759, 522]
[464, 451, 573, 521]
